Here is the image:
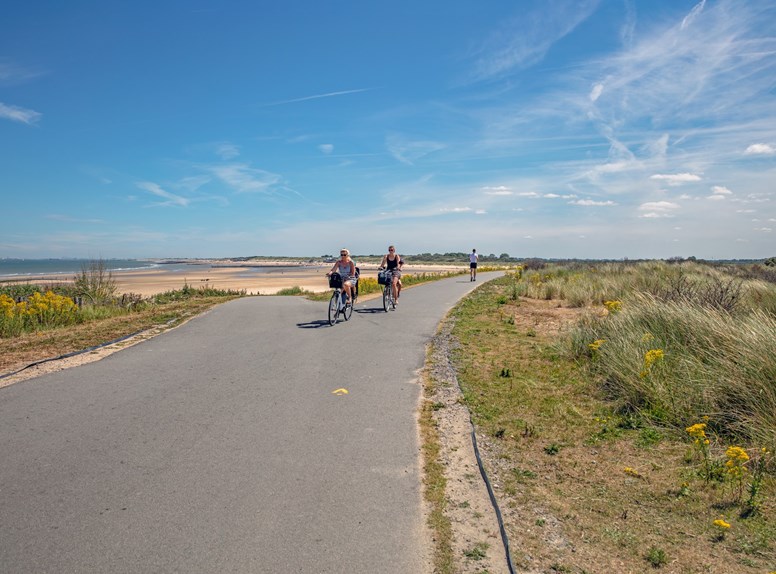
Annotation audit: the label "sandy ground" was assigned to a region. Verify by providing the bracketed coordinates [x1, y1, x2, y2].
[1, 262, 466, 297]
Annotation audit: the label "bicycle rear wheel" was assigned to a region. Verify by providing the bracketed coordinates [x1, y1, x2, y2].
[328, 291, 339, 325]
[343, 298, 353, 321]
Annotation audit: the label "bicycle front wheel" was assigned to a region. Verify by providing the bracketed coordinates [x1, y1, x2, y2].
[383, 284, 390, 312]
[328, 291, 339, 325]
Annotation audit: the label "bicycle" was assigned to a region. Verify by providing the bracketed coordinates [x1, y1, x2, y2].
[378, 269, 396, 312]
[327, 270, 359, 325]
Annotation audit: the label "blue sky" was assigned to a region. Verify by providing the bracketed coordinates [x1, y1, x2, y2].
[2, 0, 775, 260]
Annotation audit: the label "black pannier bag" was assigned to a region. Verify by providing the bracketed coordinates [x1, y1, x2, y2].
[377, 270, 389, 285]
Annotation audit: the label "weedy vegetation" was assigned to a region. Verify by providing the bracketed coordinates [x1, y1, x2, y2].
[428, 260, 775, 573]
[1, 260, 245, 376]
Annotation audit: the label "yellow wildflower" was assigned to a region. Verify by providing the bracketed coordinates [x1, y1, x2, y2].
[725, 446, 749, 479]
[725, 446, 749, 463]
[624, 467, 643, 479]
[644, 349, 664, 369]
[641, 332, 654, 343]
[588, 339, 605, 351]
[686, 423, 707, 439]
[603, 300, 622, 313]
[713, 518, 731, 530]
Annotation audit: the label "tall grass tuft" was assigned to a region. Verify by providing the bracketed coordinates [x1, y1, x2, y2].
[73, 259, 118, 304]
[570, 291, 776, 450]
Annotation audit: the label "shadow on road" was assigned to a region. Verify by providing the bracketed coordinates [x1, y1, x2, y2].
[296, 320, 331, 329]
[354, 307, 389, 314]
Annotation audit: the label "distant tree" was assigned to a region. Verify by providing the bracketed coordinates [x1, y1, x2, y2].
[765, 257, 776, 267]
[499, 253, 510, 260]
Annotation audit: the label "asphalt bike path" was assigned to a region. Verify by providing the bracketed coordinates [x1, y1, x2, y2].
[0, 272, 502, 573]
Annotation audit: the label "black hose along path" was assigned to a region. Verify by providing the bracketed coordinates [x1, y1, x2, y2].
[470, 416, 517, 574]
[434, 319, 516, 574]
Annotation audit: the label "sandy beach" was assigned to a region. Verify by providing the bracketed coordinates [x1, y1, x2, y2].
[1, 261, 466, 297]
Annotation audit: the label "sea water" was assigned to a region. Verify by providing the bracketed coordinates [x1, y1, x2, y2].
[0, 259, 156, 278]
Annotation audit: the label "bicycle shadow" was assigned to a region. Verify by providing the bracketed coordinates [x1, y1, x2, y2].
[296, 319, 332, 329]
[354, 307, 389, 314]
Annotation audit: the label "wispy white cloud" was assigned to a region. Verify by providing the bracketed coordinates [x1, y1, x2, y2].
[650, 173, 702, 186]
[471, 0, 602, 80]
[0, 60, 45, 84]
[216, 143, 240, 160]
[481, 186, 513, 195]
[136, 182, 190, 207]
[681, 0, 706, 30]
[319, 144, 334, 154]
[45, 214, 104, 224]
[386, 134, 446, 165]
[589, 83, 604, 102]
[639, 200, 681, 218]
[263, 88, 373, 107]
[0, 102, 41, 125]
[640, 201, 681, 211]
[209, 164, 282, 194]
[745, 143, 775, 155]
[175, 175, 212, 193]
[570, 199, 616, 206]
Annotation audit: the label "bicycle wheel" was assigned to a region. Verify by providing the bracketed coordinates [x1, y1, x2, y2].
[383, 284, 390, 312]
[328, 290, 339, 325]
[343, 297, 353, 321]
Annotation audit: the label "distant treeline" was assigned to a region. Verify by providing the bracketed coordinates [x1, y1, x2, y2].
[231, 253, 776, 267]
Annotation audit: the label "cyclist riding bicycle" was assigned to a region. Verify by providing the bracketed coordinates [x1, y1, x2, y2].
[327, 248, 357, 304]
[378, 245, 403, 305]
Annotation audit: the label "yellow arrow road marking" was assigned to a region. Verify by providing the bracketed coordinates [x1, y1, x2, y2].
[332, 388, 349, 396]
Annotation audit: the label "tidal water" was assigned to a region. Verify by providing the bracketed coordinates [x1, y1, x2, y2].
[0, 259, 156, 278]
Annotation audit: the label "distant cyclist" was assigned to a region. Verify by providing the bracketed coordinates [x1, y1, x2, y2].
[327, 248, 357, 304]
[469, 249, 479, 281]
[379, 245, 403, 305]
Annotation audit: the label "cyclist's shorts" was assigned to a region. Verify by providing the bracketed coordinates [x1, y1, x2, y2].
[388, 269, 402, 279]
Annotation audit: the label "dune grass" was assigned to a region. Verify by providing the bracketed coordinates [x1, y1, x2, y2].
[430, 261, 775, 573]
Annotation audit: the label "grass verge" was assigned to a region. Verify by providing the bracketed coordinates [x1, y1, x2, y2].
[1, 293, 242, 377]
[427, 272, 774, 573]
[420, 349, 455, 573]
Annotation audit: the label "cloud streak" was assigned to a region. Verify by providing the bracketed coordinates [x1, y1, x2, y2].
[263, 88, 374, 107]
[0, 102, 41, 124]
[136, 182, 190, 207]
[208, 164, 283, 194]
[472, 0, 602, 80]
